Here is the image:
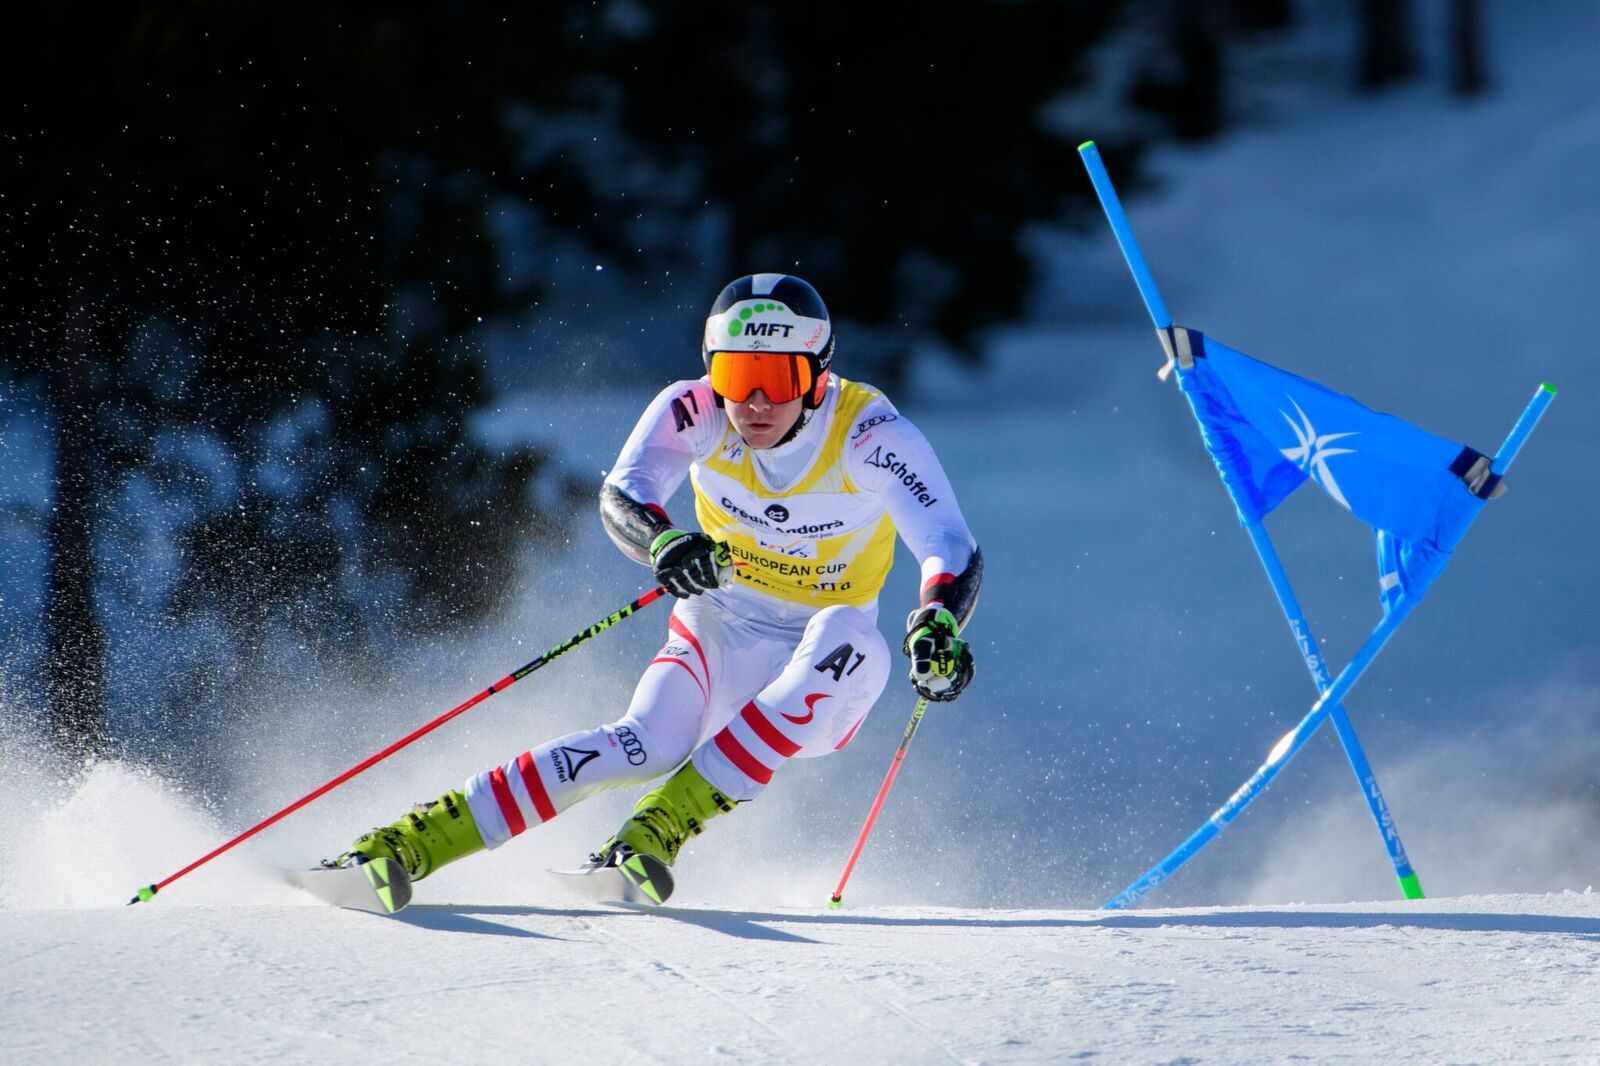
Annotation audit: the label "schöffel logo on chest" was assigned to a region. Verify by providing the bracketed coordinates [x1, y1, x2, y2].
[719, 495, 844, 537]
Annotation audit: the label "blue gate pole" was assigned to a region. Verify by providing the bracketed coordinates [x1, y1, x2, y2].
[1078, 140, 1172, 330]
[1103, 383, 1555, 908]
[1103, 598, 1415, 910]
[1080, 137, 1423, 898]
[1242, 519, 1423, 900]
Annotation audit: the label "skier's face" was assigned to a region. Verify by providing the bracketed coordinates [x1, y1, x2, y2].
[726, 389, 804, 449]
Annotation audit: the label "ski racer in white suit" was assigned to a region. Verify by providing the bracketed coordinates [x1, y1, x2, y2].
[333, 273, 983, 903]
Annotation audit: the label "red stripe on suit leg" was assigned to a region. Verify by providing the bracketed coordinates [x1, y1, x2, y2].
[713, 728, 773, 785]
[668, 615, 711, 699]
[489, 765, 526, 837]
[516, 751, 558, 823]
[650, 656, 707, 700]
[740, 701, 801, 758]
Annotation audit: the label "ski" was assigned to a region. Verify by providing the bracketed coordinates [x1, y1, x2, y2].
[285, 858, 413, 915]
[548, 852, 674, 905]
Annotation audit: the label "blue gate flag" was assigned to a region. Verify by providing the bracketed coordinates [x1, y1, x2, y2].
[1170, 328, 1493, 609]
[1080, 138, 1554, 910]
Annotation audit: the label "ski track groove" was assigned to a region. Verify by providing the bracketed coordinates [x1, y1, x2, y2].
[843, 970, 965, 1065]
[573, 911, 803, 1060]
[1, 943, 64, 967]
[323, 972, 562, 1010]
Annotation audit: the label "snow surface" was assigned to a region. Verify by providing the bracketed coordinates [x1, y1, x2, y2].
[4, 890, 1598, 1062]
[4, 758, 1597, 1061]
[4, 2, 1600, 1060]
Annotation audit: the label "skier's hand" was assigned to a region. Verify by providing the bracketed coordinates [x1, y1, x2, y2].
[902, 606, 974, 702]
[650, 530, 733, 598]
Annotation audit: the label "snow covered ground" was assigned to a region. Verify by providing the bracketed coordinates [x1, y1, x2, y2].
[4, 890, 1597, 1063]
[4, 2, 1600, 1060]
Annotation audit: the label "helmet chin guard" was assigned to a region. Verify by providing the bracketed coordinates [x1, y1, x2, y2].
[702, 274, 835, 409]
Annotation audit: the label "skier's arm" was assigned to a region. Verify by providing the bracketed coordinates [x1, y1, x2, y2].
[848, 402, 981, 619]
[598, 483, 674, 566]
[849, 403, 981, 700]
[600, 380, 724, 565]
[916, 546, 983, 629]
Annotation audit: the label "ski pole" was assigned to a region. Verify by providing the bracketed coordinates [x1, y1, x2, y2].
[829, 696, 928, 909]
[128, 585, 669, 905]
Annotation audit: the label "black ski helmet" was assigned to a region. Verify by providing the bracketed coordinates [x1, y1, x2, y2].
[702, 273, 835, 408]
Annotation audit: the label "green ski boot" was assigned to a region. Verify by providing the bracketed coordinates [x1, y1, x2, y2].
[597, 761, 735, 904]
[337, 789, 486, 882]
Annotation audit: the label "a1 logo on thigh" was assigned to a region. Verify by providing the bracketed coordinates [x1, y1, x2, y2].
[813, 641, 867, 682]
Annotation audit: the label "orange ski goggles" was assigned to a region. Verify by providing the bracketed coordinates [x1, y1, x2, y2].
[707, 350, 816, 404]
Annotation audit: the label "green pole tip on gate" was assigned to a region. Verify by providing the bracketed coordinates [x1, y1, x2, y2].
[1398, 872, 1425, 901]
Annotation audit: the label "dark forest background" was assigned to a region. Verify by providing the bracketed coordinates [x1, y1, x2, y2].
[0, 1, 1485, 767]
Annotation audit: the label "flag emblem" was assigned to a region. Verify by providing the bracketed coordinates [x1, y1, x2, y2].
[1279, 398, 1358, 509]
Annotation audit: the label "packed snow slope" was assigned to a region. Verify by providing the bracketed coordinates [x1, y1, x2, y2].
[4, 891, 1597, 1063]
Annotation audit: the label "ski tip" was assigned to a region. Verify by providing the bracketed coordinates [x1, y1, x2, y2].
[287, 858, 413, 914]
[363, 858, 412, 914]
[1077, 139, 1096, 153]
[619, 852, 673, 905]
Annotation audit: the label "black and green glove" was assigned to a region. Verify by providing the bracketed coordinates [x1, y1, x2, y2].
[650, 530, 733, 599]
[902, 606, 974, 702]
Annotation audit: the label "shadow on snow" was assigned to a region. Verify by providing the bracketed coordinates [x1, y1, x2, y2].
[400, 902, 1600, 943]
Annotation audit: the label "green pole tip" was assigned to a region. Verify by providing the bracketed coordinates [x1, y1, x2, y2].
[828, 896, 842, 910]
[1077, 140, 1096, 152]
[127, 884, 157, 905]
[1398, 872, 1424, 901]
[1541, 382, 1557, 395]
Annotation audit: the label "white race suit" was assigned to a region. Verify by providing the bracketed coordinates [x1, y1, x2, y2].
[461, 374, 978, 851]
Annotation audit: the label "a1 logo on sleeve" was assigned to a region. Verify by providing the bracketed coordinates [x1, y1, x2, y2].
[671, 389, 701, 433]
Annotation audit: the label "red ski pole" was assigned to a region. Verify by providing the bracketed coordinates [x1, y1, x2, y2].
[129, 586, 668, 905]
[829, 696, 928, 909]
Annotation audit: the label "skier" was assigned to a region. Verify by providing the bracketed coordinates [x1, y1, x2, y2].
[329, 273, 982, 902]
